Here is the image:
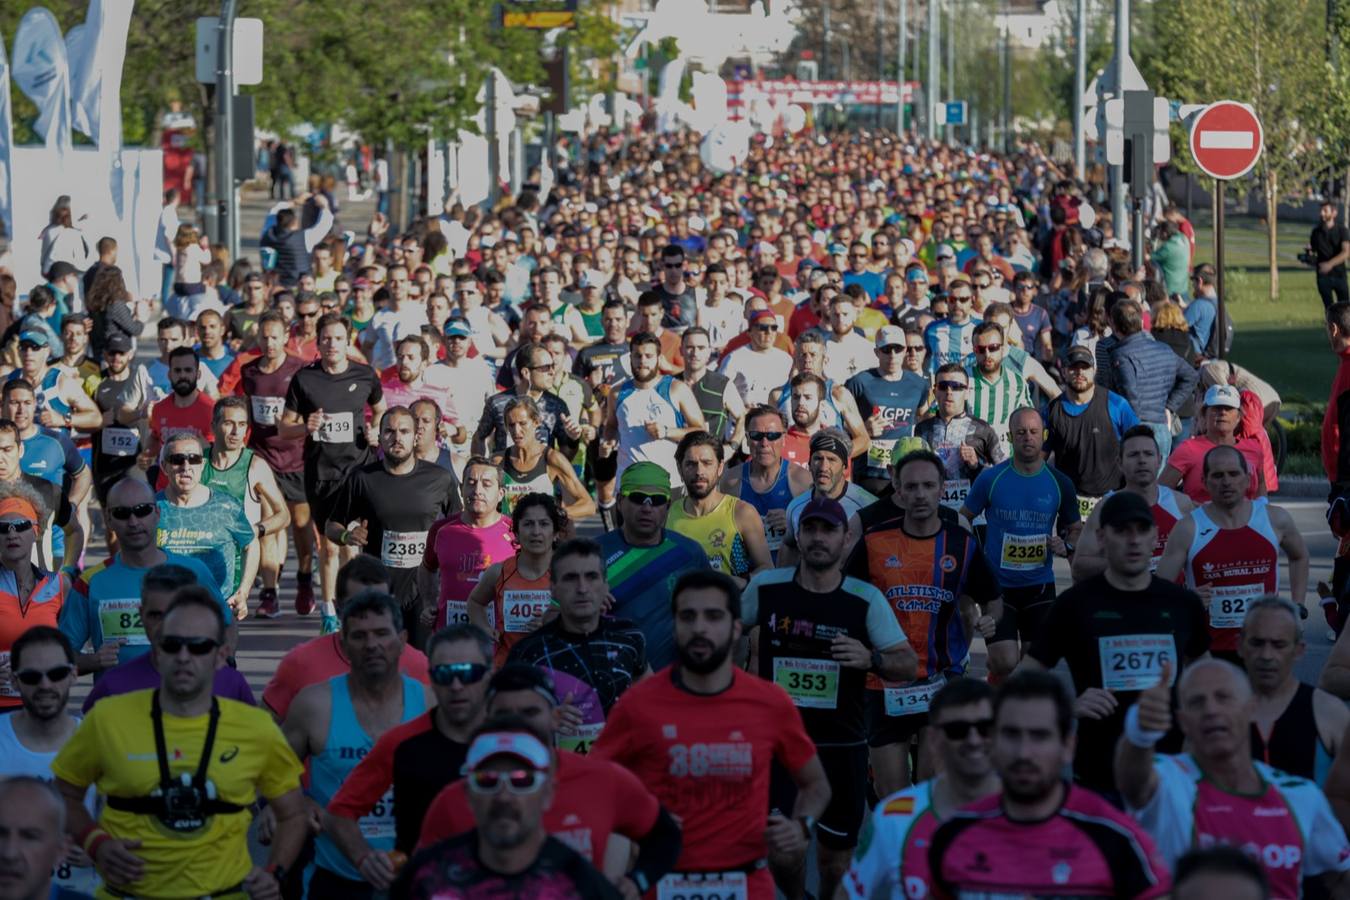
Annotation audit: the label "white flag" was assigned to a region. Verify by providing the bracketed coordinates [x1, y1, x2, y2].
[11, 8, 72, 153]
[0, 38, 13, 242]
[66, 0, 134, 149]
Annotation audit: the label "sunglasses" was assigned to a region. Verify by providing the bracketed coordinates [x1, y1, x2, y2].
[159, 636, 221, 656]
[748, 430, 784, 442]
[109, 503, 156, 521]
[904, 345, 925, 354]
[974, 344, 1002, 355]
[167, 453, 205, 467]
[878, 346, 905, 355]
[936, 381, 968, 391]
[625, 492, 669, 507]
[754, 325, 779, 333]
[467, 768, 548, 795]
[14, 665, 73, 686]
[663, 262, 684, 269]
[18, 342, 43, 352]
[0, 520, 34, 534]
[950, 295, 973, 304]
[939, 718, 994, 740]
[298, 310, 320, 319]
[430, 662, 490, 686]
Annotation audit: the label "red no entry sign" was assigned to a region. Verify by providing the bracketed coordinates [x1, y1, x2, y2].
[1188, 101, 1264, 180]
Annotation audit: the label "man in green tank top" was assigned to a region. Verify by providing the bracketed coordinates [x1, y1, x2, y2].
[203, 397, 292, 618]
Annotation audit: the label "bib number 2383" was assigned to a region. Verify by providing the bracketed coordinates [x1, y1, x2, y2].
[381, 530, 427, 569]
[772, 657, 839, 709]
[1001, 533, 1047, 571]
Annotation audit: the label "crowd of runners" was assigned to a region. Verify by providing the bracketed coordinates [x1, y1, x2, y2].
[1, 126, 1349, 900]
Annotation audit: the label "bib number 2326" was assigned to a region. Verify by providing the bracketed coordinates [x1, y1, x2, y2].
[1001, 533, 1047, 571]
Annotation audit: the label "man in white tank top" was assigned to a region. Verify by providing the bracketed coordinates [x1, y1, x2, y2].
[1157, 445, 1308, 660]
[603, 332, 706, 482]
[1071, 425, 1193, 581]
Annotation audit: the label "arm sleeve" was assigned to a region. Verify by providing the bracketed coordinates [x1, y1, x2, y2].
[303, 208, 335, 253]
[1111, 393, 1141, 434]
[862, 584, 908, 651]
[284, 374, 307, 417]
[416, 787, 472, 852]
[589, 696, 634, 765]
[328, 729, 399, 819]
[963, 467, 993, 516]
[421, 518, 447, 572]
[58, 581, 91, 650]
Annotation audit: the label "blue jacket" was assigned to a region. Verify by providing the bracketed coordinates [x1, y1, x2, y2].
[1107, 332, 1199, 424]
[1185, 294, 1217, 355]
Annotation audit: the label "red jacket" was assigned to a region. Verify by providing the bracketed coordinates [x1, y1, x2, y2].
[1324, 348, 1350, 484]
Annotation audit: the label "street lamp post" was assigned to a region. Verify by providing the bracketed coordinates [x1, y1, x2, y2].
[214, 0, 239, 259]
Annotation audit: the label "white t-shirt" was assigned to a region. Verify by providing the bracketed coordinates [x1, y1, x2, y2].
[823, 332, 877, 383]
[366, 305, 430, 371]
[698, 301, 746, 353]
[429, 358, 494, 439]
[718, 345, 793, 406]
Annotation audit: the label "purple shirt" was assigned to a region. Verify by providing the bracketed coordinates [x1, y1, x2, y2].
[81, 653, 256, 713]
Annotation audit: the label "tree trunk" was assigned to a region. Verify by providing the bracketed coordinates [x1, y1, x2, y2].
[1266, 167, 1279, 301]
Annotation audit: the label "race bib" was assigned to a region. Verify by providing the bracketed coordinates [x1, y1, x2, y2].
[100, 426, 139, 457]
[1077, 494, 1102, 520]
[1000, 532, 1047, 571]
[250, 395, 284, 427]
[884, 675, 947, 717]
[1099, 635, 1175, 692]
[503, 589, 551, 634]
[657, 871, 748, 900]
[381, 530, 427, 570]
[940, 479, 971, 509]
[557, 722, 604, 755]
[53, 860, 101, 894]
[98, 598, 149, 646]
[868, 438, 898, 470]
[315, 411, 355, 443]
[772, 657, 839, 709]
[442, 600, 471, 627]
[0, 651, 16, 698]
[1209, 584, 1263, 630]
[358, 789, 395, 841]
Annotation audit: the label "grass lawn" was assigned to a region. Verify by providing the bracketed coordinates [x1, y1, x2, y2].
[1189, 214, 1333, 406]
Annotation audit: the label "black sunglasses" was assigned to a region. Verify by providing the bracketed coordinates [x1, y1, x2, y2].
[18, 342, 44, 352]
[0, 520, 34, 534]
[939, 718, 994, 740]
[748, 430, 784, 442]
[430, 662, 491, 686]
[159, 636, 221, 656]
[109, 503, 156, 521]
[167, 453, 205, 466]
[624, 492, 669, 507]
[15, 665, 73, 686]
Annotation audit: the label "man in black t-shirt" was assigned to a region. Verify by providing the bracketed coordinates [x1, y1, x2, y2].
[655, 244, 697, 333]
[1019, 491, 1209, 797]
[280, 313, 385, 615]
[1310, 200, 1350, 308]
[327, 407, 458, 647]
[573, 300, 632, 391]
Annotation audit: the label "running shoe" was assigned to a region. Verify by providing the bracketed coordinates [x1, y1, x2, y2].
[320, 615, 340, 635]
[295, 577, 316, 616]
[257, 587, 280, 619]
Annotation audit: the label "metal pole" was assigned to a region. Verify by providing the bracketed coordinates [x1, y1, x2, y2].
[1002, 19, 1012, 153]
[946, 0, 955, 146]
[1216, 180, 1227, 358]
[1132, 198, 1145, 269]
[1073, 0, 1086, 179]
[823, 3, 832, 80]
[1111, 0, 1130, 248]
[898, 0, 907, 132]
[486, 72, 499, 208]
[214, 0, 238, 259]
[927, 0, 940, 140]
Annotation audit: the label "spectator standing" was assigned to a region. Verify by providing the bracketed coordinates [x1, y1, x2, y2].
[1310, 200, 1350, 308]
[1106, 299, 1198, 467]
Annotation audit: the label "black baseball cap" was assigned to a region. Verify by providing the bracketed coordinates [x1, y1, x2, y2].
[1099, 491, 1155, 529]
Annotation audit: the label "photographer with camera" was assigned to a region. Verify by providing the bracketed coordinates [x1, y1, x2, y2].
[1307, 201, 1350, 309]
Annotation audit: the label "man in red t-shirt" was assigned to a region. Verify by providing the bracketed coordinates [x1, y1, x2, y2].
[262, 555, 429, 720]
[146, 345, 216, 459]
[417, 664, 681, 894]
[591, 569, 831, 900]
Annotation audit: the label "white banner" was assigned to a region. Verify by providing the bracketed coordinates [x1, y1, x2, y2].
[11, 8, 73, 153]
[67, 0, 135, 151]
[0, 38, 13, 243]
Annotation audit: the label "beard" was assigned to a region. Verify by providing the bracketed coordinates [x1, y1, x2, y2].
[676, 633, 733, 674]
[171, 378, 196, 397]
[21, 686, 69, 720]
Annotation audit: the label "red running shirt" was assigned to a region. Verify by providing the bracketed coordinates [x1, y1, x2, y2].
[926, 784, 1170, 898]
[415, 750, 660, 866]
[590, 667, 816, 892]
[1182, 498, 1280, 653]
[421, 513, 515, 628]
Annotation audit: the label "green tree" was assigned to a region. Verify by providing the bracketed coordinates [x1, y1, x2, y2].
[1143, 0, 1324, 300]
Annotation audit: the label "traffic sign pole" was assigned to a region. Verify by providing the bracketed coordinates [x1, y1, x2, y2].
[1187, 101, 1263, 360]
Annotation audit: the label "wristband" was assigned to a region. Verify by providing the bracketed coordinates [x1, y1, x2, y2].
[1123, 704, 1166, 749]
[86, 833, 112, 860]
[75, 823, 105, 849]
[339, 529, 350, 547]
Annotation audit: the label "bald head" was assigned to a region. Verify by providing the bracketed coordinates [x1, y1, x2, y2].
[1009, 407, 1043, 433]
[1178, 657, 1252, 705]
[107, 477, 154, 507]
[1202, 444, 1247, 478]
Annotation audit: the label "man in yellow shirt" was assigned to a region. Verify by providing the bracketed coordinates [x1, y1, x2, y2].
[52, 588, 308, 899]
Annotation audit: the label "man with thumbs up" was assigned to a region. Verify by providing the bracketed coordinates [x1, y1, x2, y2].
[1016, 491, 1209, 798]
[1115, 658, 1350, 898]
[327, 407, 459, 651]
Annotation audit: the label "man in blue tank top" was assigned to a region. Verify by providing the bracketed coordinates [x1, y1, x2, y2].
[278, 592, 432, 897]
[720, 405, 812, 562]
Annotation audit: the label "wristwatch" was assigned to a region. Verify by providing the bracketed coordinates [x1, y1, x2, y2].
[870, 649, 884, 673]
[256, 523, 266, 540]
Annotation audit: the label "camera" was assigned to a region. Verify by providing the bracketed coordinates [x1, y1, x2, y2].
[1299, 249, 1318, 266]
